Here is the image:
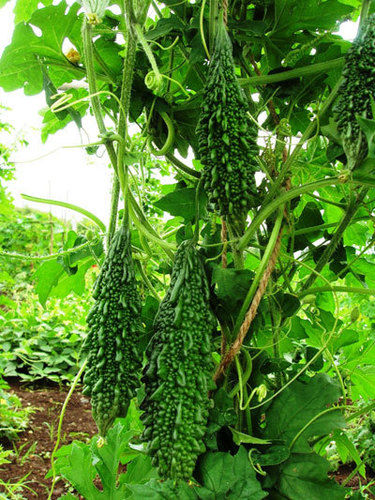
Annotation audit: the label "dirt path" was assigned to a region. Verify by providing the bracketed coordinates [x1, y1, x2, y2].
[0, 380, 96, 499]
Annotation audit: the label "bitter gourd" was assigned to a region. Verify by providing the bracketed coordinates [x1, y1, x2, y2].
[140, 241, 216, 480]
[334, 14, 375, 169]
[196, 18, 258, 224]
[82, 223, 142, 436]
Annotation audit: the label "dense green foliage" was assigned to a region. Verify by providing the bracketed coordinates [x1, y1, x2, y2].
[334, 13, 375, 168]
[83, 223, 142, 436]
[141, 241, 216, 480]
[197, 19, 258, 225]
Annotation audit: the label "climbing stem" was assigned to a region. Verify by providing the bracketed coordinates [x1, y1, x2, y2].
[116, 29, 137, 210]
[239, 58, 344, 87]
[299, 285, 375, 298]
[239, 177, 341, 251]
[302, 188, 368, 290]
[360, 0, 372, 29]
[21, 194, 106, 233]
[263, 78, 342, 206]
[134, 23, 162, 83]
[82, 21, 107, 136]
[48, 360, 87, 500]
[107, 176, 120, 248]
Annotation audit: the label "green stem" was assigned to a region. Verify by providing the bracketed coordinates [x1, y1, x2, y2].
[107, 176, 120, 247]
[292, 215, 371, 236]
[21, 194, 106, 233]
[165, 152, 200, 179]
[116, 30, 137, 206]
[239, 58, 344, 87]
[209, 0, 219, 50]
[44, 57, 112, 83]
[136, 261, 160, 302]
[238, 177, 341, 251]
[359, 0, 372, 29]
[129, 201, 175, 257]
[47, 360, 87, 500]
[234, 209, 283, 336]
[302, 188, 368, 290]
[289, 405, 346, 451]
[0, 240, 96, 262]
[263, 78, 342, 207]
[134, 23, 162, 82]
[82, 21, 107, 136]
[299, 285, 375, 298]
[227, 220, 244, 269]
[347, 401, 375, 422]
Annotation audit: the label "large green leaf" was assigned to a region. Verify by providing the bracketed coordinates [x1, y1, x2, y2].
[273, 0, 353, 36]
[14, 0, 52, 24]
[34, 259, 64, 307]
[128, 479, 197, 499]
[153, 187, 207, 221]
[276, 453, 346, 499]
[0, 1, 83, 95]
[194, 447, 266, 499]
[264, 374, 345, 452]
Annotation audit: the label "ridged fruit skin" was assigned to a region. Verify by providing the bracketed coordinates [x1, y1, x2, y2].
[140, 241, 216, 480]
[334, 14, 375, 168]
[196, 20, 258, 222]
[82, 224, 142, 436]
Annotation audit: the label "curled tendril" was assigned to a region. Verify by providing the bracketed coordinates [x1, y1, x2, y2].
[145, 71, 164, 95]
[148, 111, 175, 157]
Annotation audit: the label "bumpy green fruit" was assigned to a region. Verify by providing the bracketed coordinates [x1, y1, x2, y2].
[140, 241, 216, 480]
[196, 19, 258, 223]
[82, 223, 142, 436]
[334, 14, 375, 168]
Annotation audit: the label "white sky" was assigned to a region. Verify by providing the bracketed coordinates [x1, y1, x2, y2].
[0, 3, 358, 226]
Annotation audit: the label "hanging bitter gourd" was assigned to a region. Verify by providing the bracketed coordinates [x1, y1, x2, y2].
[196, 18, 258, 224]
[82, 223, 142, 436]
[140, 241, 216, 480]
[334, 14, 375, 169]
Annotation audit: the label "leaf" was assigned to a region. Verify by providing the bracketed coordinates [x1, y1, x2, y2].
[0, 2, 83, 95]
[92, 424, 134, 495]
[211, 266, 253, 318]
[118, 454, 157, 488]
[145, 16, 185, 41]
[194, 447, 266, 499]
[128, 479, 197, 499]
[276, 453, 346, 499]
[51, 259, 93, 299]
[351, 366, 375, 400]
[230, 428, 271, 445]
[141, 296, 159, 333]
[14, 0, 47, 24]
[264, 374, 345, 452]
[57, 442, 101, 500]
[333, 430, 366, 478]
[34, 260, 64, 307]
[153, 187, 207, 221]
[273, 0, 353, 36]
[252, 445, 290, 466]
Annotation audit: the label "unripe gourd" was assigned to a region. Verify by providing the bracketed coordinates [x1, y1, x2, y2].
[140, 241, 216, 480]
[334, 14, 375, 169]
[82, 223, 142, 436]
[196, 18, 259, 224]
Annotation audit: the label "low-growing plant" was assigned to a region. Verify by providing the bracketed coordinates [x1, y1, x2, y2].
[0, 374, 33, 441]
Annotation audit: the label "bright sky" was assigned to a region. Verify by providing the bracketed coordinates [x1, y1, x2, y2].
[0, 3, 358, 227]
